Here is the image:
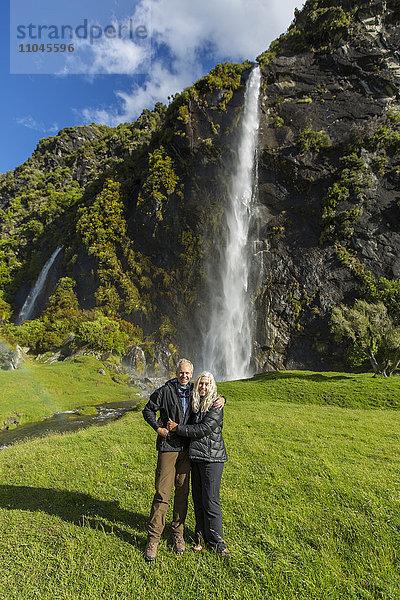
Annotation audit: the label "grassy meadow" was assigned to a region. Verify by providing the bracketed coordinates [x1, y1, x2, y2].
[0, 368, 399, 599]
[0, 355, 140, 425]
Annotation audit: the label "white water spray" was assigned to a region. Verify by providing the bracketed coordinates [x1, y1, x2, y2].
[203, 66, 261, 381]
[17, 246, 63, 324]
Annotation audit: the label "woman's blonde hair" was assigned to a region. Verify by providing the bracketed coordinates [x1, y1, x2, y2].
[192, 371, 218, 413]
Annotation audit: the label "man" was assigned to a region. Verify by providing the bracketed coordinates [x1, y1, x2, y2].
[142, 358, 224, 561]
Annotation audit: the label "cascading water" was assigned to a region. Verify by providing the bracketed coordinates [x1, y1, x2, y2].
[202, 65, 261, 381]
[16, 246, 63, 325]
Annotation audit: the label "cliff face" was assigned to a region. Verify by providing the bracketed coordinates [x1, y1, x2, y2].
[1, 0, 400, 372]
[252, 0, 400, 370]
[0, 63, 251, 362]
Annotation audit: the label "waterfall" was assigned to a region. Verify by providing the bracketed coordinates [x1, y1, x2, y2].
[202, 66, 261, 381]
[16, 246, 63, 325]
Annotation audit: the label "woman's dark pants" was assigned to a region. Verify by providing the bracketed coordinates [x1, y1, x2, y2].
[191, 461, 226, 551]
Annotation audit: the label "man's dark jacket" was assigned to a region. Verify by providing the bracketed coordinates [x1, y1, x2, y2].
[142, 378, 193, 452]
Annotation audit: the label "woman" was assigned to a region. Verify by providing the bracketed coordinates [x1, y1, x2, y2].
[167, 371, 229, 557]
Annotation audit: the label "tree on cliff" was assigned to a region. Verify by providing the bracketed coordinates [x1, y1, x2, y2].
[0, 291, 11, 323]
[331, 300, 400, 377]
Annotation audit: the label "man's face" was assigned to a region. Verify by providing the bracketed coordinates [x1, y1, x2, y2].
[176, 363, 193, 386]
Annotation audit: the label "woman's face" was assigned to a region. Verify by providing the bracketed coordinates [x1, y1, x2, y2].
[198, 376, 210, 397]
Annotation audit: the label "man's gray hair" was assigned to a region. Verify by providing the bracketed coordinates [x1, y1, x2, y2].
[175, 358, 193, 373]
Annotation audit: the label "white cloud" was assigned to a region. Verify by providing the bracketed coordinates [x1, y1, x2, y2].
[62, 37, 149, 76]
[16, 115, 59, 134]
[80, 0, 304, 125]
[60, 8, 152, 76]
[150, 0, 301, 62]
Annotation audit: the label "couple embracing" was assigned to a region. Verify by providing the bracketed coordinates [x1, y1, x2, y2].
[142, 358, 229, 561]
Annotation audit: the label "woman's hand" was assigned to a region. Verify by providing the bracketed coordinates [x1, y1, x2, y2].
[167, 419, 178, 431]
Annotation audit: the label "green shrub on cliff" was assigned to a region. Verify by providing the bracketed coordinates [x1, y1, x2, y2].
[297, 126, 332, 154]
[0, 291, 11, 323]
[192, 61, 251, 111]
[334, 244, 375, 287]
[195, 62, 250, 94]
[43, 278, 80, 324]
[4, 319, 48, 354]
[334, 244, 400, 325]
[73, 313, 130, 355]
[365, 110, 400, 154]
[321, 152, 370, 243]
[77, 179, 126, 250]
[137, 147, 180, 221]
[1, 308, 142, 357]
[331, 299, 400, 376]
[365, 277, 400, 325]
[333, 245, 400, 373]
[16, 277, 83, 352]
[257, 3, 356, 65]
[77, 179, 150, 317]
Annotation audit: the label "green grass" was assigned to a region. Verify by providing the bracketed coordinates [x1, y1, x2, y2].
[0, 355, 140, 425]
[0, 370, 399, 599]
[218, 370, 400, 409]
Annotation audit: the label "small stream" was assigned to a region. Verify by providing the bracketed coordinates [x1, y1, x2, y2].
[0, 400, 139, 449]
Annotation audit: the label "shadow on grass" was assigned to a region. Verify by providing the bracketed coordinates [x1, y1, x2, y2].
[0, 484, 149, 548]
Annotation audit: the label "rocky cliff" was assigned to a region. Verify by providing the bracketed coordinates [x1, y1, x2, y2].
[1, 0, 400, 373]
[253, 0, 400, 370]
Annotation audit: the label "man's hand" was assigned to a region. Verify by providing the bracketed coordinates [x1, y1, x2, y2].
[157, 427, 168, 438]
[167, 419, 178, 431]
[213, 395, 225, 409]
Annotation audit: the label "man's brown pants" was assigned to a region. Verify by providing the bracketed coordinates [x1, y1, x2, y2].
[147, 449, 190, 542]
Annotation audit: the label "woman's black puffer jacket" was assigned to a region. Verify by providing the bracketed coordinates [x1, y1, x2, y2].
[175, 406, 227, 463]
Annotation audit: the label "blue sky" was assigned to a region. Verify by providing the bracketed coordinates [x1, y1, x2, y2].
[1, 0, 303, 174]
